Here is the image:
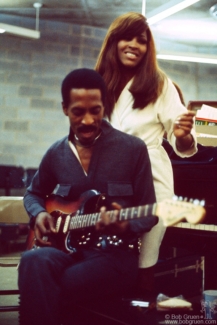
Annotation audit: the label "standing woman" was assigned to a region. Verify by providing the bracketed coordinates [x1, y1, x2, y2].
[95, 12, 197, 294]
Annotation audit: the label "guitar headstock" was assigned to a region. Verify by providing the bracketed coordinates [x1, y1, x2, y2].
[156, 196, 206, 227]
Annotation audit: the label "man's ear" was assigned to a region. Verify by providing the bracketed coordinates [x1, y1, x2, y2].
[62, 102, 68, 116]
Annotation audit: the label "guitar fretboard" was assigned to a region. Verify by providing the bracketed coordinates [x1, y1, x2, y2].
[69, 203, 157, 230]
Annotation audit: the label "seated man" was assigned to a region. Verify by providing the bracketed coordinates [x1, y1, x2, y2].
[18, 68, 158, 325]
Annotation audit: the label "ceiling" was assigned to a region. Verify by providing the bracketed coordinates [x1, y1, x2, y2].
[0, 0, 217, 50]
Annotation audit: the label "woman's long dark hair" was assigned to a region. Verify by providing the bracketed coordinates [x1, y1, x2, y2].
[95, 12, 166, 119]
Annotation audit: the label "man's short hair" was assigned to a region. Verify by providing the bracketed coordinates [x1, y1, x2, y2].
[61, 68, 106, 107]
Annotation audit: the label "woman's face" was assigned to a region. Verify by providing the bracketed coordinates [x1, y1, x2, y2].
[117, 31, 148, 69]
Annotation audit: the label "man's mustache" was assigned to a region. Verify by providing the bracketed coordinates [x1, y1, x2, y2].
[77, 125, 97, 133]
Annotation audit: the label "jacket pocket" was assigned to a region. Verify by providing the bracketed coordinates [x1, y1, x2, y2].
[108, 182, 133, 197]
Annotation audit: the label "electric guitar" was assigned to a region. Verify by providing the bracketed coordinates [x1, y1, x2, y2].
[26, 189, 206, 253]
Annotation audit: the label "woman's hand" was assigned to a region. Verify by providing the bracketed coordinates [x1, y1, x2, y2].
[173, 111, 196, 151]
[95, 202, 129, 234]
[34, 211, 56, 246]
[173, 111, 195, 138]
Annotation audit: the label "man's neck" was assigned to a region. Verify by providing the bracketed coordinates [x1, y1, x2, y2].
[73, 132, 101, 148]
[75, 145, 94, 174]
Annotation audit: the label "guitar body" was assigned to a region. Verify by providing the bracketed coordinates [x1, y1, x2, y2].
[27, 190, 107, 253]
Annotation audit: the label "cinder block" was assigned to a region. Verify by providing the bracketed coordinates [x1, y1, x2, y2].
[0, 34, 20, 49]
[208, 67, 217, 76]
[0, 73, 6, 83]
[0, 60, 19, 72]
[94, 28, 106, 39]
[3, 144, 29, 155]
[82, 58, 96, 69]
[20, 40, 44, 53]
[82, 37, 103, 49]
[173, 63, 189, 74]
[0, 154, 16, 165]
[44, 43, 69, 54]
[45, 21, 70, 34]
[19, 86, 42, 97]
[0, 50, 6, 59]
[71, 46, 80, 56]
[7, 51, 31, 63]
[5, 96, 30, 108]
[72, 25, 82, 35]
[7, 73, 31, 84]
[0, 84, 18, 95]
[32, 77, 59, 88]
[32, 53, 57, 64]
[82, 47, 94, 58]
[31, 98, 55, 109]
[57, 34, 81, 45]
[0, 130, 16, 141]
[83, 27, 92, 36]
[4, 121, 28, 132]
[0, 97, 4, 106]
[18, 108, 43, 121]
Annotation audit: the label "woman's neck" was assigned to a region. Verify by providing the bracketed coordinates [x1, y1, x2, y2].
[115, 67, 136, 101]
[120, 65, 136, 82]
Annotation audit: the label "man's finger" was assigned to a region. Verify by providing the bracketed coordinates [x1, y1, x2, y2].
[111, 202, 122, 210]
[34, 228, 51, 246]
[47, 218, 57, 233]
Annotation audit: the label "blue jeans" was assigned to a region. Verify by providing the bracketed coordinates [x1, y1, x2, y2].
[18, 247, 138, 325]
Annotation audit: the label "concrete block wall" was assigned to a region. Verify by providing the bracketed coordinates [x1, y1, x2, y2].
[0, 16, 216, 169]
[0, 17, 106, 168]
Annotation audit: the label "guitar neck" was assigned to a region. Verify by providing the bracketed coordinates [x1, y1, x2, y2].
[69, 203, 156, 231]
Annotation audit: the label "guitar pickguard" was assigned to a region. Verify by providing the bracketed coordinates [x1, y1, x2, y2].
[44, 190, 107, 253]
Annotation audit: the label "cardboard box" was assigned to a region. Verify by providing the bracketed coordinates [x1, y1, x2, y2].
[0, 197, 29, 223]
[195, 125, 217, 146]
[188, 101, 217, 146]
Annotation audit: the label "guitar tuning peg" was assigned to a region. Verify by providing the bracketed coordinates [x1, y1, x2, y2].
[172, 195, 178, 201]
[200, 199, 205, 206]
[183, 197, 188, 202]
[189, 198, 194, 203]
[193, 199, 200, 205]
[178, 196, 183, 201]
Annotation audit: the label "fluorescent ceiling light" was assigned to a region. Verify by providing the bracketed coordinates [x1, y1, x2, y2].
[147, 0, 201, 25]
[142, 0, 146, 16]
[0, 23, 40, 39]
[0, 3, 41, 40]
[157, 53, 217, 64]
[152, 19, 217, 44]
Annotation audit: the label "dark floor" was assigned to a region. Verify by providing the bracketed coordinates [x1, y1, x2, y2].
[0, 237, 206, 325]
[0, 262, 204, 325]
[0, 234, 26, 325]
[0, 259, 20, 325]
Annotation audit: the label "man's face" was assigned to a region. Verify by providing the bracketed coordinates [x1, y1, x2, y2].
[62, 88, 104, 146]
